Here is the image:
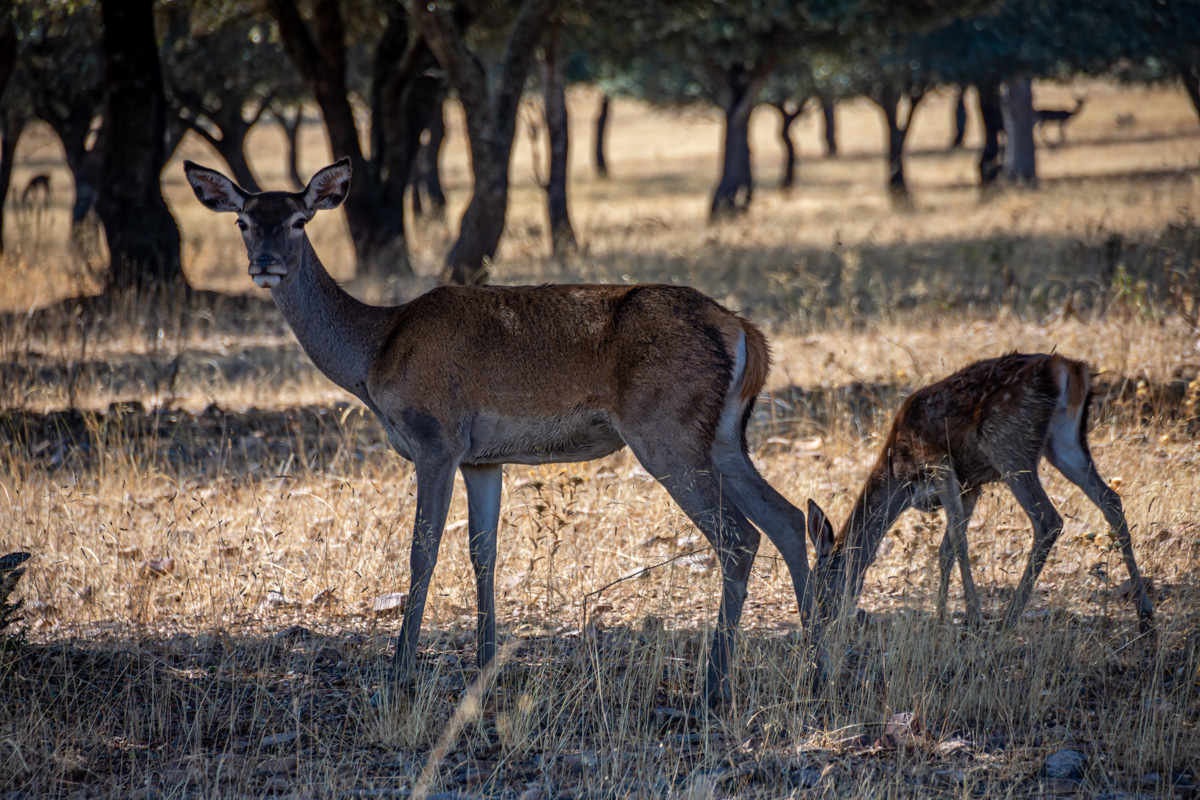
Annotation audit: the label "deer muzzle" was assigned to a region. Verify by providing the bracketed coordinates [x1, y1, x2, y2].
[249, 256, 286, 289]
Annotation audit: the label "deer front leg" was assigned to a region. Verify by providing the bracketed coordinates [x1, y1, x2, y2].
[461, 463, 502, 670]
[1002, 468, 1063, 630]
[389, 457, 457, 685]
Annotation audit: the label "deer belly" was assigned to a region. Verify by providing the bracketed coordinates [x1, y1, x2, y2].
[466, 410, 626, 465]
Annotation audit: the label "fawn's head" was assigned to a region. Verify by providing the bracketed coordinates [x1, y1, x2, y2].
[184, 159, 351, 289]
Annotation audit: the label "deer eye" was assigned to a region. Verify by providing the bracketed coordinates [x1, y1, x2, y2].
[292, 219, 306, 230]
[236, 219, 247, 231]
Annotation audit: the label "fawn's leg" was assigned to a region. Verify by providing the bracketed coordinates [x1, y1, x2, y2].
[1001, 466, 1063, 629]
[1045, 441, 1154, 631]
[935, 474, 982, 626]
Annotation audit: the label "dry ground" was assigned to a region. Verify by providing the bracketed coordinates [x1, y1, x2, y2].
[1, 80, 1200, 799]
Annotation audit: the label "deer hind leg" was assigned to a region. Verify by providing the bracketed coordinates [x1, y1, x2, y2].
[934, 474, 982, 627]
[388, 457, 458, 685]
[625, 433, 760, 708]
[1001, 466, 1063, 630]
[1045, 433, 1155, 632]
[461, 464, 503, 670]
[710, 414, 819, 636]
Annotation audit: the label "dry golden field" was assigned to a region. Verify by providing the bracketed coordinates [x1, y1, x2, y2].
[2, 80, 1200, 798]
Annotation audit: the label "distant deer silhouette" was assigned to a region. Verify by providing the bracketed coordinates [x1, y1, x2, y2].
[1034, 94, 1086, 146]
[20, 174, 52, 208]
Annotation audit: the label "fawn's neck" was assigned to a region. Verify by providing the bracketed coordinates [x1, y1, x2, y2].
[269, 239, 395, 405]
[839, 470, 914, 583]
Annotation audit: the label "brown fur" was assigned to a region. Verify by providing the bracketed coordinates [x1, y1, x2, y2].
[810, 352, 1154, 632]
[183, 158, 817, 708]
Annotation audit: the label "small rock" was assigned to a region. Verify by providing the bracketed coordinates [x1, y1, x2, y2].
[1041, 749, 1087, 781]
[1144, 773, 1161, 788]
[260, 731, 299, 749]
[516, 787, 545, 800]
[255, 756, 298, 776]
[372, 593, 408, 615]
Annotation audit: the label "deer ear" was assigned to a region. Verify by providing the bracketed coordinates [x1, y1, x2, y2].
[807, 500, 835, 556]
[303, 157, 351, 211]
[183, 161, 247, 213]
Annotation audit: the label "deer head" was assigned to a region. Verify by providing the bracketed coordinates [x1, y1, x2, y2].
[183, 158, 351, 289]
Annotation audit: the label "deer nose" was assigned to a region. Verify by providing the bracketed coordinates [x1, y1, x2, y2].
[252, 255, 281, 268]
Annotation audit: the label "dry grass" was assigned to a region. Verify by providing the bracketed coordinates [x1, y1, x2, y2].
[1, 79, 1199, 798]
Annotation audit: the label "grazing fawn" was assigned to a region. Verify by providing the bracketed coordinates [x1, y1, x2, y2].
[184, 158, 818, 706]
[807, 353, 1154, 632]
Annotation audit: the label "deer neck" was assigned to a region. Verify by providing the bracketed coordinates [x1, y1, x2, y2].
[269, 239, 393, 405]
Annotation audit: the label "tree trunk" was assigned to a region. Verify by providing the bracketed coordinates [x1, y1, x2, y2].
[270, 0, 410, 277]
[0, 112, 24, 254]
[415, 97, 447, 217]
[274, 105, 304, 189]
[951, 85, 967, 148]
[1001, 77, 1037, 185]
[96, 0, 185, 292]
[416, 0, 553, 285]
[771, 100, 804, 190]
[542, 16, 575, 258]
[871, 84, 924, 205]
[709, 65, 769, 219]
[818, 91, 837, 157]
[594, 93, 610, 178]
[977, 81, 1004, 186]
[711, 104, 753, 217]
[0, 5, 15, 103]
[181, 109, 262, 192]
[1176, 62, 1200, 125]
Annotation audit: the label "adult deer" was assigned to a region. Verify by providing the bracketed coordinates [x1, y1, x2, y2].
[807, 353, 1154, 633]
[183, 158, 818, 706]
[1034, 94, 1086, 145]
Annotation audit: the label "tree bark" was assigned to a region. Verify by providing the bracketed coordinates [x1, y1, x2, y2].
[416, 0, 553, 285]
[1001, 77, 1037, 185]
[269, 0, 411, 277]
[594, 93, 610, 178]
[709, 64, 771, 219]
[412, 97, 447, 219]
[770, 99, 805, 190]
[977, 81, 1004, 186]
[273, 104, 305, 189]
[951, 85, 967, 148]
[818, 91, 837, 157]
[0, 111, 24, 254]
[870, 83, 925, 204]
[177, 98, 264, 192]
[96, 0, 185, 292]
[542, 15, 575, 258]
[1176, 62, 1200, 125]
[0, 4, 15, 102]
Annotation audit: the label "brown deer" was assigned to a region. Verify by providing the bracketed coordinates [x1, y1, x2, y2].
[806, 353, 1154, 633]
[1034, 94, 1086, 145]
[183, 158, 818, 706]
